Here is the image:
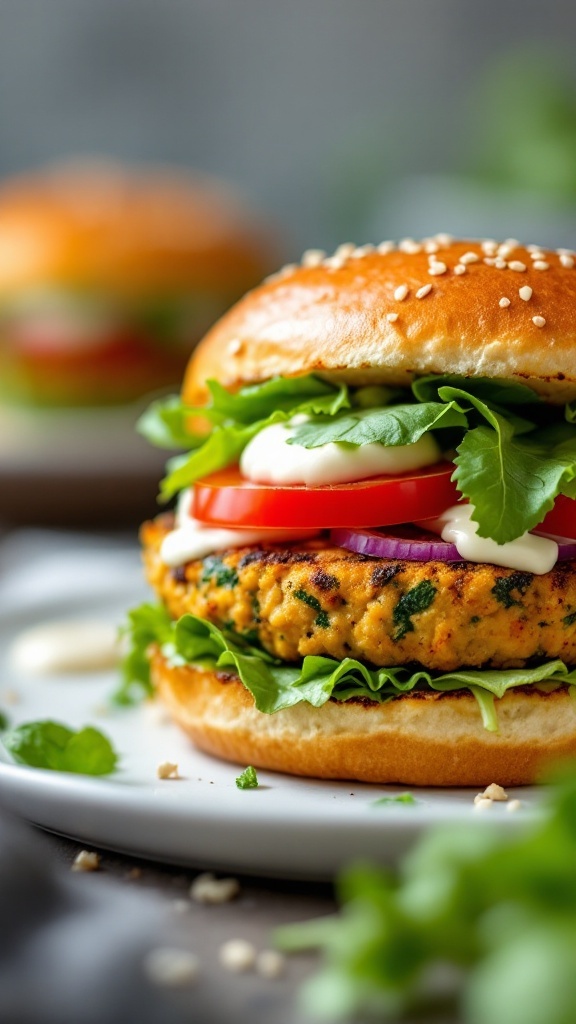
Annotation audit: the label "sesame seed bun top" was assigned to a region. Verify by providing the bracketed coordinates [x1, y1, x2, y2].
[183, 236, 576, 405]
[0, 161, 274, 299]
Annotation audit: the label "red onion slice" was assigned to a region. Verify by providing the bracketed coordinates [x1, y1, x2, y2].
[330, 526, 576, 563]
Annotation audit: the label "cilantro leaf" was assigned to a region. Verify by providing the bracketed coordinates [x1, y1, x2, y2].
[371, 792, 417, 807]
[235, 765, 259, 789]
[287, 401, 468, 449]
[3, 720, 118, 775]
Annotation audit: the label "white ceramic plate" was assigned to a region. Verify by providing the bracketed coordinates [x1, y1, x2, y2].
[0, 536, 538, 880]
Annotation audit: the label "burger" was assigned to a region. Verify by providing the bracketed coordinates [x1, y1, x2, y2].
[0, 161, 275, 525]
[0, 161, 274, 406]
[125, 236, 576, 786]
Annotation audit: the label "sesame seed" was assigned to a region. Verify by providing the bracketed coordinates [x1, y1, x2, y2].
[428, 261, 447, 276]
[144, 949, 200, 987]
[157, 761, 180, 780]
[533, 261, 549, 271]
[557, 248, 575, 256]
[394, 285, 409, 301]
[351, 244, 375, 258]
[519, 286, 533, 301]
[481, 240, 498, 254]
[434, 232, 454, 246]
[508, 261, 527, 272]
[454, 264, 466, 275]
[301, 248, 326, 267]
[474, 797, 493, 811]
[334, 242, 356, 259]
[483, 257, 497, 266]
[278, 263, 297, 277]
[527, 244, 543, 253]
[529, 250, 546, 260]
[481, 783, 508, 802]
[494, 259, 507, 269]
[377, 240, 394, 254]
[507, 799, 522, 812]
[324, 255, 346, 270]
[424, 240, 439, 254]
[71, 850, 101, 872]
[532, 315, 546, 328]
[386, 312, 399, 322]
[460, 251, 480, 264]
[560, 254, 575, 268]
[499, 297, 511, 308]
[399, 238, 421, 253]
[497, 244, 513, 259]
[219, 939, 257, 973]
[416, 283, 433, 298]
[505, 237, 520, 247]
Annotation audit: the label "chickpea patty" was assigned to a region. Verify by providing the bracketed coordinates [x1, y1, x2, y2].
[142, 516, 576, 672]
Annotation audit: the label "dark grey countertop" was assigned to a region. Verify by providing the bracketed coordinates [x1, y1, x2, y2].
[37, 827, 338, 1024]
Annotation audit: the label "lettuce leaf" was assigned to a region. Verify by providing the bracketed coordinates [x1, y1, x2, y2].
[287, 401, 468, 449]
[138, 374, 350, 500]
[121, 604, 576, 731]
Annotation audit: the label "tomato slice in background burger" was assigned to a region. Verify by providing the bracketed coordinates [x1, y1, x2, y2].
[191, 462, 459, 530]
[540, 495, 576, 541]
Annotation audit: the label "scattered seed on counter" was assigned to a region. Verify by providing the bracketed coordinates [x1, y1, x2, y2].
[481, 783, 509, 801]
[71, 850, 101, 872]
[219, 939, 257, 973]
[189, 872, 240, 904]
[256, 950, 286, 979]
[143, 948, 199, 987]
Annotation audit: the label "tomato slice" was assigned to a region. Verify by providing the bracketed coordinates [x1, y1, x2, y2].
[540, 495, 576, 541]
[191, 463, 459, 529]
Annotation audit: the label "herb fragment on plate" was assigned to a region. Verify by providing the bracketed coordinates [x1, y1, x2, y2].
[235, 765, 259, 790]
[2, 720, 118, 775]
[371, 792, 417, 807]
[276, 769, 576, 1024]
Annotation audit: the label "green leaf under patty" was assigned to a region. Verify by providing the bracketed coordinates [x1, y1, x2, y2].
[121, 604, 576, 731]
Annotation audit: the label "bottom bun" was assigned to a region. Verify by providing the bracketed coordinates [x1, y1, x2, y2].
[151, 650, 576, 787]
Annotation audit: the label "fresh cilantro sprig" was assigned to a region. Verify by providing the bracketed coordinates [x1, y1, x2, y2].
[275, 771, 576, 1024]
[121, 604, 576, 731]
[3, 720, 118, 775]
[236, 765, 259, 789]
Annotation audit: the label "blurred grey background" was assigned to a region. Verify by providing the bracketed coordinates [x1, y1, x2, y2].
[2, 0, 576, 254]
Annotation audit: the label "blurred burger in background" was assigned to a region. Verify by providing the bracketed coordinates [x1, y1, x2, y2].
[0, 161, 276, 525]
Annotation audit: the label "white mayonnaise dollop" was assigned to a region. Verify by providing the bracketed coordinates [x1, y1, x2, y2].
[421, 504, 558, 575]
[159, 489, 318, 567]
[10, 620, 121, 675]
[240, 421, 442, 487]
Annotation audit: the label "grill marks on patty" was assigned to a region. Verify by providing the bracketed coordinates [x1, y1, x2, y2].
[142, 519, 576, 672]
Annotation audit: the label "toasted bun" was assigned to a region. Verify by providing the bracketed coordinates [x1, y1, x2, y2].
[151, 650, 576, 787]
[184, 237, 576, 405]
[0, 162, 273, 298]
